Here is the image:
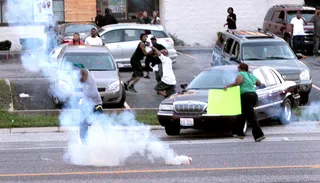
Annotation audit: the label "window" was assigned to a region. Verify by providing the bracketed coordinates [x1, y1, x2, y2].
[101, 30, 123, 44]
[124, 29, 144, 42]
[215, 33, 226, 49]
[65, 24, 96, 36]
[270, 69, 283, 84]
[286, 10, 315, 23]
[1, 0, 65, 23]
[231, 41, 240, 59]
[253, 69, 267, 86]
[262, 68, 277, 86]
[223, 38, 234, 55]
[271, 11, 281, 22]
[151, 30, 168, 38]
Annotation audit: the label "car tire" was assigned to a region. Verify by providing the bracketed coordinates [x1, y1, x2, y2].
[279, 98, 293, 124]
[300, 94, 309, 105]
[52, 96, 63, 109]
[165, 124, 181, 136]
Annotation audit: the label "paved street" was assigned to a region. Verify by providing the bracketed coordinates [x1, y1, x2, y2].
[1, 52, 320, 110]
[0, 122, 320, 182]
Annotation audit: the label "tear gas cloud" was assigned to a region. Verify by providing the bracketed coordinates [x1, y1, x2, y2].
[7, 1, 191, 166]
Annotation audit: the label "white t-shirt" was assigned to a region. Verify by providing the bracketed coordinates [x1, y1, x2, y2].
[290, 17, 306, 36]
[159, 54, 176, 85]
[145, 34, 153, 52]
[85, 36, 103, 46]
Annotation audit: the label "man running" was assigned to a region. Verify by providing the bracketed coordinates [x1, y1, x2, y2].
[124, 33, 153, 92]
[74, 64, 103, 144]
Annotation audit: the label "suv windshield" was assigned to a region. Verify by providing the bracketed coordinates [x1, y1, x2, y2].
[242, 42, 296, 61]
[286, 10, 315, 22]
[61, 52, 116, 71]
[187, 70, 238, 89]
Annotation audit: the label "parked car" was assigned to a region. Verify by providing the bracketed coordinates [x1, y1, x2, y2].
[57, 22, 98, 44]
[91, 23, 178, 68]
[262, 4, 316, 52]
[157, 65, 300, 136]
[48, 45, 126, 108]
[211, 28, 312, 105]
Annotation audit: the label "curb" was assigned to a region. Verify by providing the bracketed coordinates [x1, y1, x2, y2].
[0, 125, 165, 134]
[175, 46, 214, 53]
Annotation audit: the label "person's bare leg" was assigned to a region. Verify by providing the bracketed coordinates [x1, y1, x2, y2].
[157, 90, 166, 97]
[131, 77, 141, 85]
[128, 77, 141, 93]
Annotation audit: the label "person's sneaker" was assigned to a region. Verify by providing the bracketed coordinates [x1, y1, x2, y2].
[128, 85, 137, 93]
[233, 134, 244, 139]
[255, 136, 265, 142]
[124, 82, 129, 91]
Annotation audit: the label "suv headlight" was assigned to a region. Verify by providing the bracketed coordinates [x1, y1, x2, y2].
[159, 104, 174, 111]
[57, 80, 72, 91]
[300, 70, 310, 80]
[107, 80, 120, 91]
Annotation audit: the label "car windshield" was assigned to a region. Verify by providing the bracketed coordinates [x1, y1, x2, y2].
[187, 70, 238, 89]
[61, 52, 116, 71]
[287, 10, 315, 22]
[65, 25, 96, 36]
[242, 42, 296, 61]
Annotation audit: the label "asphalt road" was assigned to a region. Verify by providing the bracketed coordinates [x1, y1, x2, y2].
[0, 124, 320, 183]
[1, 52, 320, 110]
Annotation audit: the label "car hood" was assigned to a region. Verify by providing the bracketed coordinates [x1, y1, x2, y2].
[90, 70, 119, 87]
[245, 60, 307, 74]
[163, 89, 209, 104]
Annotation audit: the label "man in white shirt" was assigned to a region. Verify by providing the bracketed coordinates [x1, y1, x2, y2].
[290, 11, 307, 52]
[85, 28, 103, 46]
[152, 47, 176, 98]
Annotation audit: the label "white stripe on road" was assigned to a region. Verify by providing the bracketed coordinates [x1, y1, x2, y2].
[312, 84, 320, 92]
[177, 51, 197, 60]
[124, 102, 131, 109]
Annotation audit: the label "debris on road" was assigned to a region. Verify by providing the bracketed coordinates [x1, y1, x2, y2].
[19, 93, 29, 98]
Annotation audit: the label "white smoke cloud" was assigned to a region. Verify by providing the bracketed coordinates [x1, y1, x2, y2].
[6, 1, 191, 167]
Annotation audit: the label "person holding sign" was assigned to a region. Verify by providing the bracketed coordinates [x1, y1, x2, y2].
[224, 63, 265, 142]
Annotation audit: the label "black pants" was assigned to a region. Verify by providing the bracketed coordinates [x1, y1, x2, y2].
[233, 92, 264, 140]
[79, 104, 103, 143]
[292, 35, 305, 52]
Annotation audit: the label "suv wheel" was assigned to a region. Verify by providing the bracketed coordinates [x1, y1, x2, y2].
[165, 124, 181, 136]
[279, 98, 292, 124]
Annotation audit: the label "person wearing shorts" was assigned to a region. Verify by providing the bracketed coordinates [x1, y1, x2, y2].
[124, 33, 153, 92]
[152, 47, 176, 98]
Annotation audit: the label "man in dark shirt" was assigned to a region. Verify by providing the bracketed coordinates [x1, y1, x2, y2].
[224, 7, 237, 30]
[311, 10, 320, 57]
[103, 8, 118, 26]
[150, 36, 166, 82]
[95, 9, 104, 27]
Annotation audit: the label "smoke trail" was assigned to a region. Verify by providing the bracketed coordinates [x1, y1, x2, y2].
[6, 1, 191, 166]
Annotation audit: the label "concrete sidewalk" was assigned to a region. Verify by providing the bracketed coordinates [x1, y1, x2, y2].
[0, 121, 319, 134]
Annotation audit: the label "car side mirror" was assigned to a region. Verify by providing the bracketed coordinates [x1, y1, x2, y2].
[117, 63, 124, 68]
[180, 83, 188, 89]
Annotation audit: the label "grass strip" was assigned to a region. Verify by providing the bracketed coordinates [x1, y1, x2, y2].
[0, 110, 159, 128]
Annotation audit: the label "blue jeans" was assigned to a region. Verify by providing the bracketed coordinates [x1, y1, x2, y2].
[79, 104, 103, 143]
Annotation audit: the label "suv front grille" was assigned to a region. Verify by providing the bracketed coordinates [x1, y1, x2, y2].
[174, 101, 207, 114]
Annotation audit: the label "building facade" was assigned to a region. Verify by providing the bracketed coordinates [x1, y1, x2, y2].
[0, 0, 307, 50]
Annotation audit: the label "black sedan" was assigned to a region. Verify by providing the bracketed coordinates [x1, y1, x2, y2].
[57, 22, 97, 44]
[157, 65, 300, 136]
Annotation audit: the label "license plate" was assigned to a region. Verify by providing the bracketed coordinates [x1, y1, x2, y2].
[180, 118, 194, 126]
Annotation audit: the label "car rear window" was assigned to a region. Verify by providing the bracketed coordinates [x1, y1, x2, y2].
[65, 24, 96, 36]
[286, 10, 315, 22]
[61, 52, 115, 71]
[151, 30, 169, 38]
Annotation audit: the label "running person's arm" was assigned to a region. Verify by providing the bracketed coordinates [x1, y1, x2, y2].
[140, 42, 153, 55]
[224, 75, 243, 90]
